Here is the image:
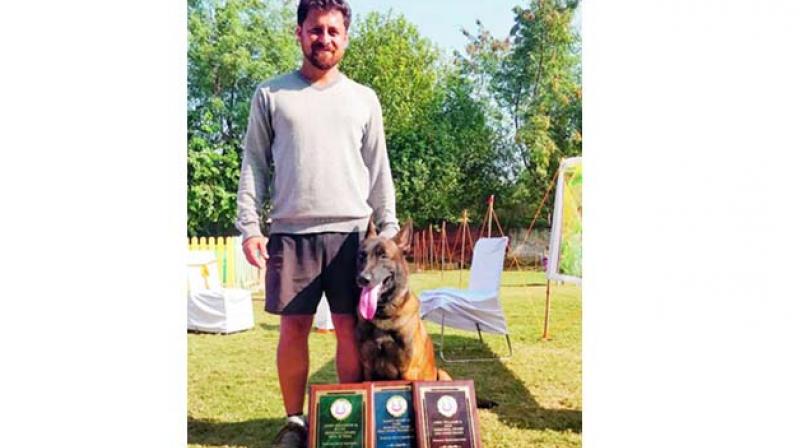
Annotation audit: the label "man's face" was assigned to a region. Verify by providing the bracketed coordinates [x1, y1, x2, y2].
[296, 8, 349, 71]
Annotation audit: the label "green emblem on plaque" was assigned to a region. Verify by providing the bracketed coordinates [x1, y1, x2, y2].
[316, 393, 365, 447]
[330, 398, 353, 421]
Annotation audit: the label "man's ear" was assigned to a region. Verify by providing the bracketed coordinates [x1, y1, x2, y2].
[392, 220, 413, 253]
[366, 219, 377, 239]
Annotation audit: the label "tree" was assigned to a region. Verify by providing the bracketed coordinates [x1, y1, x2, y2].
[435, 68, 511, 221]
[341, 12, 507, 226]
[187, 0, 297, 236]
[185, 3, 579, 235]
[505, 0, 582, 176]
[458, 0, 582, 227]
[339, 12, 450, 224]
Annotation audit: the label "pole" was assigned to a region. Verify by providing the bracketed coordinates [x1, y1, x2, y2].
[428, 224, 435, 270]
[542, 279, 552, 340]
[420, 232, 427, 271]
[522, 168, 560, 244]
[441, 220, 446, 279]
[416, 232, 420, 271]
[487, 195, 495, 237]
[459, 210, 467, 288]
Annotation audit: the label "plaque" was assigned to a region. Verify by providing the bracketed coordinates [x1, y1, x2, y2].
[413, 380, 481, 448]
[369, 381, 416, 448]
[308, 383, 370, 448]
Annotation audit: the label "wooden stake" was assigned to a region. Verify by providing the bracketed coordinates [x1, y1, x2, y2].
[440, 220, 447, 278]
[459, 210, 468, 288]
[448, 229, 459, 266]
[445, 223, 454, 266]
[414, 232, 420, 272]
[428, 224, 435, 270]
[491, 208, 504, 237]
[522, 168, 560, 244]
[483, 195, 524, 271]
[487, 194, 495, 237]
[413, 232, 419, 272]
[419, 231, 428, 271]
[466, 223, 474, 252]
[542, 279, 552, 340]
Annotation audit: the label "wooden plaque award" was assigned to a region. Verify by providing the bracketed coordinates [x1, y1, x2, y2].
[412, 380, 481, 448]
[308, 383, 370, 448]
[369, 381, 416, 448]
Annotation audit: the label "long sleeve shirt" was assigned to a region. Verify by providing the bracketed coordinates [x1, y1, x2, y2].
[236, 70, 399, 240]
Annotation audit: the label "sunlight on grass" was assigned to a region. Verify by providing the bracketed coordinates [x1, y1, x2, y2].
[188, 269, 581, 447]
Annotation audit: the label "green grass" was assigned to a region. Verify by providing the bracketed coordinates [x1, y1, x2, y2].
[188, 269, 581, 447]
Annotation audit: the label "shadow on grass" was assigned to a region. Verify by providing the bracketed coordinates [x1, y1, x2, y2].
[188, 416, 285, 448]
[307, 336, 580, 433]
[439, 333, 582, 433]
[303, 337, 580, 433]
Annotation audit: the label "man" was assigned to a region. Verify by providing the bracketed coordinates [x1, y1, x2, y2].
[235, 0, 398, 446]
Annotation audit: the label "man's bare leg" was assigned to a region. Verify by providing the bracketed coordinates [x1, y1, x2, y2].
[277, 314, 315, 415]
[331, 313, 362, 383]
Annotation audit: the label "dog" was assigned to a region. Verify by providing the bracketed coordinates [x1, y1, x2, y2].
[354, 219, 452, 382]
[354, 220, 498, 409]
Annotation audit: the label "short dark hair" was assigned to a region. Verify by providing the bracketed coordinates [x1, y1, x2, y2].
[297, 0, 351, 30]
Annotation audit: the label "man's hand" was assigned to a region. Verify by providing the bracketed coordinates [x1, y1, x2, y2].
[242, 236, 268, 269]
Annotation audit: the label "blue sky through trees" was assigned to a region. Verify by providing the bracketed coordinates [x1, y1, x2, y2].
[347, 0, 582, 53]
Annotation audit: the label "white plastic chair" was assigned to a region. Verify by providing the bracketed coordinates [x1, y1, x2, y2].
[187, 250, 254, 334]
[419, 237, 512, 362]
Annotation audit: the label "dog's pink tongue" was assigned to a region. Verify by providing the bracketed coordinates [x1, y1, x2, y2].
[359, 285, 380, 320]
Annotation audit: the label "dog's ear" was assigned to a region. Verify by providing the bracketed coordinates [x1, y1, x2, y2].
[366, 219, 377, 239]
[392, 220, 413, 253]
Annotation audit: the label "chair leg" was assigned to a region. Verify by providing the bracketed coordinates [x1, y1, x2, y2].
[476, 323, 483, 343]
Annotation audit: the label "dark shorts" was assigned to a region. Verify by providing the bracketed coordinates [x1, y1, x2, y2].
[265, 232, 363, 315]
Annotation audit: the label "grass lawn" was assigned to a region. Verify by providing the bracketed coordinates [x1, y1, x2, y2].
[188, 269, 581, 447]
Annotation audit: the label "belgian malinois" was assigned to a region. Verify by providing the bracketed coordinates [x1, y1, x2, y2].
[355, 220, 498, 408]
[355, 219, 452, 382]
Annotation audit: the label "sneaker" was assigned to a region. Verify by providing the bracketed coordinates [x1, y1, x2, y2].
[272, 420, 307, 448]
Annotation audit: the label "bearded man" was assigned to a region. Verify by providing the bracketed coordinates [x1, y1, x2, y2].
[235, 0, 399, 446]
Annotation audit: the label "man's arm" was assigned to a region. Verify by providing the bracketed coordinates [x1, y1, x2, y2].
[361, 91, 400, 238]
[236, 87, 272, 267]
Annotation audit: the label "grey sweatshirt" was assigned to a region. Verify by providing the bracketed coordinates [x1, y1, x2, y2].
[236, 70, 399, 240]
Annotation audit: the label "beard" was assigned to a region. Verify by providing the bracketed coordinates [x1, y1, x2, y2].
[304, 44, 344, 70]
